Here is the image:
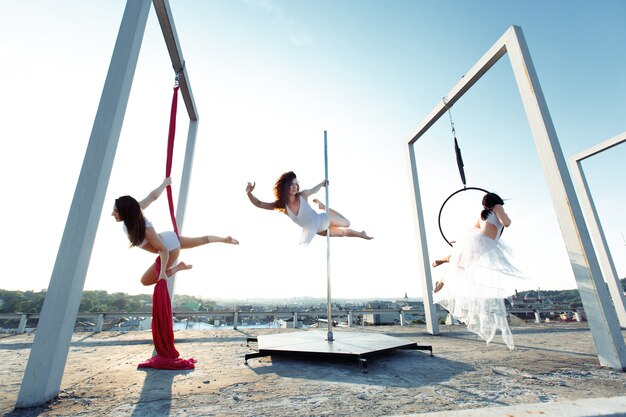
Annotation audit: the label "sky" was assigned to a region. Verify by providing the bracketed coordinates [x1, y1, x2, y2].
[1, 0, 625, 302]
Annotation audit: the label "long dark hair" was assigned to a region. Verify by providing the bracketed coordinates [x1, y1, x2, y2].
[273, 171, 298, 213]
[480, 192, 505, 221]
[115, 195, 146, 247]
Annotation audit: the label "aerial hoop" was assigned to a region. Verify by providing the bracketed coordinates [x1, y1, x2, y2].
[438, 186, 490, 247]
[437, 98, 495, 246]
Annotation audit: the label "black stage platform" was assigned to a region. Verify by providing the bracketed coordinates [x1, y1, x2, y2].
[245, 330, 433, 370]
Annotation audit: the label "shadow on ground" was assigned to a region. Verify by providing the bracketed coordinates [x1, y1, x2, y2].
[246, 348, 474, 388]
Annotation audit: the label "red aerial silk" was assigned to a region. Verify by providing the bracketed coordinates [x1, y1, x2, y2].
[138, 259, 196, 370]
[165, 86, 180, 238]
[138, 85, 195, 370]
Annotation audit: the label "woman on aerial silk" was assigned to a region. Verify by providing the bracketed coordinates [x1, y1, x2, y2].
[112, 177, 239, 285]
[432, 192, 527, 350]
[245, 171, 373, 245]
[113, 177, 239, 370]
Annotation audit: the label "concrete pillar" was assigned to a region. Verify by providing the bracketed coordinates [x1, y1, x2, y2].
[400, 312, 406, 326]
[233, 311, 238, 330]
[574, 311, 582, 322]
[17, 315, 28, 334]
[16, 0, 152, 408]
[534, 311, 542, 323]
[445, 313, 459, 326]
[96, 314, 104, 333]
[348, 310, 353, 327]
[293, 311, 298, 328]
[407, 143, 439, 336]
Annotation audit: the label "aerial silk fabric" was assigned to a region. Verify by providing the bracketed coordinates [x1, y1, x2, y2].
[138, 85, 196, 370]
[138, 258, 196, 370]
[165, 86, 180, 238]
[433, 228, 528, 350]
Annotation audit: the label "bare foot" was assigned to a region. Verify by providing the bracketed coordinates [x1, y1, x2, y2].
[177, 262, 193, 271]
[434, 281, 444, 293]
[312, 198, 325, 210]
[225, 236, 239, 245]
[360, 231, 373, 240]
[168, 261, 193, 276]
[432, 259, 447, 267]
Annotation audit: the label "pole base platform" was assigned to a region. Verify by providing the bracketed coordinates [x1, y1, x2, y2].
[245, 330, 433, 371]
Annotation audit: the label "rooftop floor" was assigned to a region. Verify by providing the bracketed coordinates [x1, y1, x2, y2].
[1, 322, 625, 416]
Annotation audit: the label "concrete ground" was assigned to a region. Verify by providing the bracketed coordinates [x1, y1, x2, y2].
[1, 322, 625, 417]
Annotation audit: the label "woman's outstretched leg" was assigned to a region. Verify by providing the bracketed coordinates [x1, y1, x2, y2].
[313, 199, 371, 239]
[321, 227, 373, 240]
[432, 255, 451, 267]
[313, 199, 350, 227]
[179, 235, 239, 249]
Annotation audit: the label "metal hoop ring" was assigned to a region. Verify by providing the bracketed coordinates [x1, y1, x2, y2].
[437, 186, 490, 247]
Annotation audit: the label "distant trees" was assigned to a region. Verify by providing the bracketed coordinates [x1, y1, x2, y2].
[0, 290, 47, 314]
[1, 279, 624, 314]
[0, 289, 213, 314]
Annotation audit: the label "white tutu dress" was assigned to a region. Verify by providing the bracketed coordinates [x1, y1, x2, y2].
[433, 213, 526, 349]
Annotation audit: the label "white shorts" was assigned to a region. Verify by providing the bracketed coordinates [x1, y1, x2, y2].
[159, 231, 181, 251]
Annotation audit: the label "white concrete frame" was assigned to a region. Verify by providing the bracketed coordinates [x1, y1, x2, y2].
[570, 131, 626, 328]
[17, 0, 199, 407]
[406, 25, 626, 370]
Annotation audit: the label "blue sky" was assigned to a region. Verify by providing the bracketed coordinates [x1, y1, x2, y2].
[1, 0, 625, 301]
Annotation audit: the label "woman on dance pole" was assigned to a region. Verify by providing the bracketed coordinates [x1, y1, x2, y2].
[245, 171, 373, 245]
[432, 192, 526, 349]
[112, 177, 239, 286]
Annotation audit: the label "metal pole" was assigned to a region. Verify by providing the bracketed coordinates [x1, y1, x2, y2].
[324, 131, 333, 342]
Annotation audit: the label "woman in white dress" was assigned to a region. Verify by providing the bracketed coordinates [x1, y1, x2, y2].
[245, 171, 372, 245]
[432, 192, 526, 349]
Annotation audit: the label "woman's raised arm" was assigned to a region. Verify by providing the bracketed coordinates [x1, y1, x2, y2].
[493, 204, 511, 227]
[139, 177, 172, 210]
[300, 179, 327, 199]
[246, 182, 274, 210]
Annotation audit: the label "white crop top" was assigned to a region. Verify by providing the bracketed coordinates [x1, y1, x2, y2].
[484, 211, 503, 236]
[123, 219, 154, 248]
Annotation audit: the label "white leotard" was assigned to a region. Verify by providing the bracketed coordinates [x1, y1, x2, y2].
[285, 196, 330, 245]
[123, 219, 180, 251]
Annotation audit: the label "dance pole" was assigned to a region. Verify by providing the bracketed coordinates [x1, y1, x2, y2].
[324, 130, 333, 342]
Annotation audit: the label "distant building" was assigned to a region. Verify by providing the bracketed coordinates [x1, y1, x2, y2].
[278, 317, 303, 328]
[509, 288, 544, 309]
[395, 293, 424, 310]
[366, 300, 395, 309]
[362, 311, 397, 325]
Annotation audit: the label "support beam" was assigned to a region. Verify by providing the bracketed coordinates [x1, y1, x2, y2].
[569, 131, 626, 328]
[17, 0, 152, 407]
[17, 315, 28, 334]
[166, 120, 199, 303]
[507, 25, 626, 370]
[96, 314, 104, 332]
[153, 0, 198, 121]
[406, 144, 438, 334]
